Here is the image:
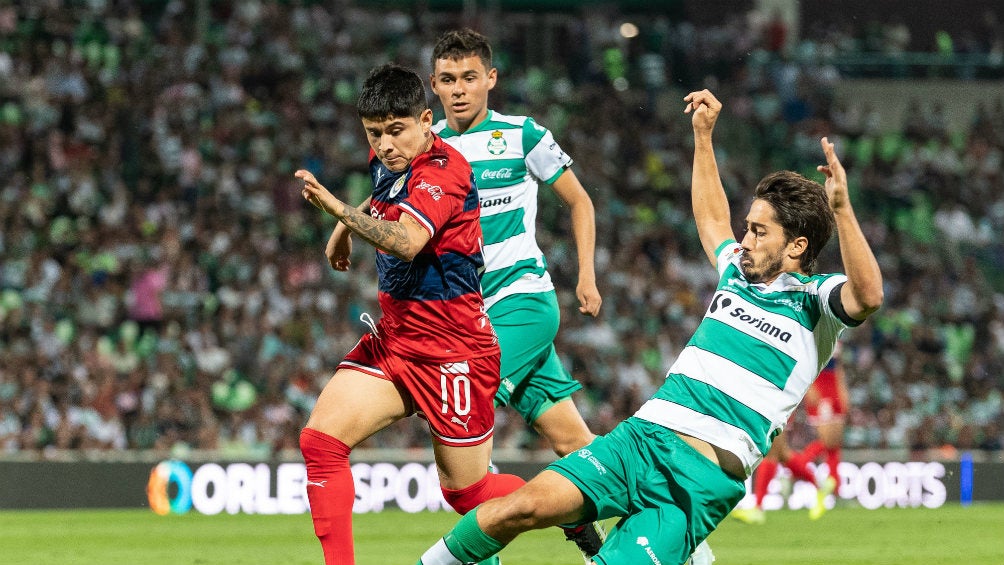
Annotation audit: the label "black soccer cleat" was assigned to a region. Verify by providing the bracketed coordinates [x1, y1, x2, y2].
[562, 521, 606, 562]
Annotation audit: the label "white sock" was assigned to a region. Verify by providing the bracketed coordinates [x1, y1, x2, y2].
[420, 538, 466, 565]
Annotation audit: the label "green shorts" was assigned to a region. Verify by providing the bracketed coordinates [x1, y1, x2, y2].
[547, 418, 746, 565]
[488, 291, 581, 424]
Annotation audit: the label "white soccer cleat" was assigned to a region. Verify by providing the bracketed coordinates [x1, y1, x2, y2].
[687, 540, 716, 565]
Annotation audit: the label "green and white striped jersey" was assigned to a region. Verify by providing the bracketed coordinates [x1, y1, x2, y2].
[635, 240, 853, 477]
[433, 111, 572, 310]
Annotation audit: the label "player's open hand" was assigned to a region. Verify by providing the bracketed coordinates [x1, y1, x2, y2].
[684, 89, 722, 135]
[296, 169, 345, 217]
[817, 137, 849, 213]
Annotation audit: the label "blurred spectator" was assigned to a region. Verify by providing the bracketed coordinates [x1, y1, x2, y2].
[0, 1, 1000, 460]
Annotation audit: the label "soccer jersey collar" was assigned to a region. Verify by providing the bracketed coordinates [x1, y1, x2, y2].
[443, 109, 496, 136]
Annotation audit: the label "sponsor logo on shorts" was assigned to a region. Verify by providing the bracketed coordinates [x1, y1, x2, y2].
[636, 537, 662, 565]
[577, 449, 606, 475]
[450, 415, 471, 432]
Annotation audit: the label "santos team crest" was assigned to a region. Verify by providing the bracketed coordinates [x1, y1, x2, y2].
[487, 130, 507, 155]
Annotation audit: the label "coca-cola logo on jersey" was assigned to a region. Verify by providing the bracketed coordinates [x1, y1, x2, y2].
[416, 180, 443, 201]
[481, 168, 514, 180]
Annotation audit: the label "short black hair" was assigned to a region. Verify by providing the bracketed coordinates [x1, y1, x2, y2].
[753, 170, 835, 274]
[356, 64, 427, 121]
[431, 28, 493, 71]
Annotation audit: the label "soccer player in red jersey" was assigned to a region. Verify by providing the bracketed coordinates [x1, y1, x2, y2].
[295, 64, 524, 565]
[733, 344, 847, 523]
[798, 342, 848, 519]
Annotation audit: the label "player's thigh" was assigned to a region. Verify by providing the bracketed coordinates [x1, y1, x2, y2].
[432, 438, 494, 490]
[770, 430, 791, 461]
[815, 419, 844, 448]
[480, 469, 589, 532]
[305, 368, 408, 447]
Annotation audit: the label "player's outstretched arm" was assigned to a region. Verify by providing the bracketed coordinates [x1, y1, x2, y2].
[297, 170, 429, 261]
[551, 169, 602, 317]
[817, 137, 883, 320]
[685, 90, 734, 267]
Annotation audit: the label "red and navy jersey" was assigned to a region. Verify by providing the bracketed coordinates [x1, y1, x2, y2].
[367, 134, 498, 362]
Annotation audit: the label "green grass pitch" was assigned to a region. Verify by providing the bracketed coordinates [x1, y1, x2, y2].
[2, 504, 1002, 564]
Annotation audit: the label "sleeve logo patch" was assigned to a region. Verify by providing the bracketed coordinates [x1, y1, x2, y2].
[389, 176, 407, 198]
[416, 179, 444, 201]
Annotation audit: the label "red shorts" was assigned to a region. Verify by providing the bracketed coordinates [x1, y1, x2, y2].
[806, 367, 846, 425]
[339, 333, 500, 447]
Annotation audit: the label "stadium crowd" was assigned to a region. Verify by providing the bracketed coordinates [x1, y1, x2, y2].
[0, 1, 1002, 460]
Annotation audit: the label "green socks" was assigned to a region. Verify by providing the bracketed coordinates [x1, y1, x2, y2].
[418, 508, 506, 565]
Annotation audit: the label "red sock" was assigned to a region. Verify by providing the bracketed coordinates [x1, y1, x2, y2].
[300, 428, 355, 565]
[441, 471, 526, 514]
[753, 459, 778, 508]
[825, 445, 842, 487]
[784, 450, 818, 485]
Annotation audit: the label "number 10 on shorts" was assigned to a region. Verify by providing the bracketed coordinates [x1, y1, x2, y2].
[440, 361, 471, 416]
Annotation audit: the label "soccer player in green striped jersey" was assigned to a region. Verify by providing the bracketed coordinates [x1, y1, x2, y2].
[416, 90, 883, 565]
[429, 28, 605, 561]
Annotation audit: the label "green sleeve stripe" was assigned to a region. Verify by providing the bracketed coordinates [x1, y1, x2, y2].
[522, 122, 547, 153]
[690, 318, 796, 389]
[481, 209, 526, 246]
[655, 374, 772, 455]
[715, 239, 738, 255]
[481, 257, 545, 296]
[543, 166, 567, 185]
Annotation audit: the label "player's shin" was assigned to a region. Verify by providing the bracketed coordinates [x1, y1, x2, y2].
[300, 428, 355, 565]
[784, 450, 818, 485]
[825, 446, 842, 486]
[753, 458, 777, 508]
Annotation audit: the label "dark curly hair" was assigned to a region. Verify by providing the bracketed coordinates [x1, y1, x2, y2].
[753, 170, 835, 274]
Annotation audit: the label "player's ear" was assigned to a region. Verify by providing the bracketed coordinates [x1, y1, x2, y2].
[788, 235, 808, 259]
[487, 67, 498, 89]
[419, 108, 434, 131]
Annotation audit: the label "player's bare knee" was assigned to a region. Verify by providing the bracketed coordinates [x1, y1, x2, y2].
[551, 433, 595, 458]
